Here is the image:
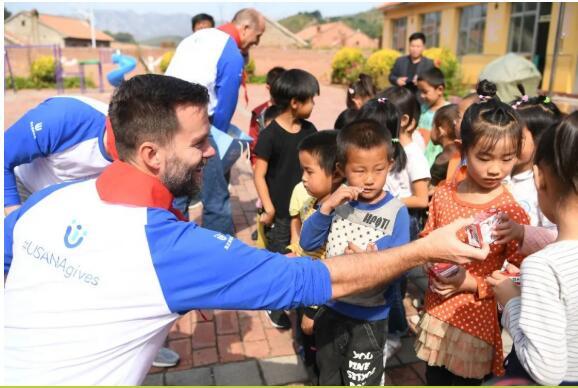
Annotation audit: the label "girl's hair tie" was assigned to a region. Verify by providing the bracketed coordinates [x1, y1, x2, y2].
[512, 95, 529, 109]
[391, 138, 399, 143]
[377, 97, 387, 104]
[348, 88, 355, 95]
[478, 95, 491, 102]
[544, 96, 551, 104]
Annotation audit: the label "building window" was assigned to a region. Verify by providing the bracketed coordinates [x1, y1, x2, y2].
[457, 4, 487, 55]
[392, 17, 407, 52]
[508, 3, 548, 54]
[421, 12, 441, 47]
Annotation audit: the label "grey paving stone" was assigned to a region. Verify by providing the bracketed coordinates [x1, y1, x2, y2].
[165, 367, 214, 386]
[397, 336, 421, 365]
[213, 360, 262, 385]
[386, 354, 401, 367]
[259, 355, 309, 385]
[142, 373, 164, 386]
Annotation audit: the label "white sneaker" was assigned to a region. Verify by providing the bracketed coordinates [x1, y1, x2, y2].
[385, 336, 402, 359]
[152, 347, 180, 368]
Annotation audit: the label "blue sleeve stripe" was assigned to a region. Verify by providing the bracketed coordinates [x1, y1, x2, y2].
[4, 180, 78, 274]
[212, 37, 243, 132]
[4, 97, 106, 206]
[146, 208, 332, 314]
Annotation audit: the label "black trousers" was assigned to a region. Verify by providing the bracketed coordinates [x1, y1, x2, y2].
[315, 307, 387, 386]
[426, 365, 484, 386]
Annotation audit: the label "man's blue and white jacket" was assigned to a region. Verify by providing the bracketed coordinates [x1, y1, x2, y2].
[4, 161, 332, 385]
[4, 96, 111, 208]
[165, 28, 244, 132]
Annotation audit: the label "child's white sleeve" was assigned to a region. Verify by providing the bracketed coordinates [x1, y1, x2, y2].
[406, 143, 431, 183]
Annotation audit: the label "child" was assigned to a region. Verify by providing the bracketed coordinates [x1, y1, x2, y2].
[249, 66, 286, 166]
[300, 119, 410, 386]
[430, 104, 461, 187]
[253, 68, 319, 329]
[346, 73, 376, 110]
[415, 80, 530, 385]
[487, 112, 578, 386]
[506, 85, 562, 229]
[417, 67, 449, 166]
[334, 108, 358, 130]
[288, 130, 343, 384]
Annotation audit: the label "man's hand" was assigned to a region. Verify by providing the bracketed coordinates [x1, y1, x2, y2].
[486, 270, 521, 307]
[419, 218, 490, 264]
[301, 315, 315, 336]
[396, 77, 408, 86]
[430, 266, 477, 299]
[492, 213, 524, 244]
[320, 186, 363, 216]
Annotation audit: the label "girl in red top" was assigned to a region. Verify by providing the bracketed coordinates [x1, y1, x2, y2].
[415, 80, 530, 385]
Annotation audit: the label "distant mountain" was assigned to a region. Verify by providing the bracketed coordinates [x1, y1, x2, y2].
[93, 10, 193, 42]
[279, 8, 383, 39]
[141, 35, 184, 47]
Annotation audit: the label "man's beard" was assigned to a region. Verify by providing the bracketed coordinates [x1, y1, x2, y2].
[160, 154, 203, 198]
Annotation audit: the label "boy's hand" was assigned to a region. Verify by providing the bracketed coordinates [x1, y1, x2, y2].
[320, 186, 364, 215]
[301, 315, 315, 336]
[344, 241, 377, 255]
[486, 270, 521, 307]
[260, 208, 275, 226]
[492, 213, 524, 244]
[431, 266, 477, 299]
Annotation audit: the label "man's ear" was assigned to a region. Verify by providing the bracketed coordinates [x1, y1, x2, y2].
[138, 141, 162, 172]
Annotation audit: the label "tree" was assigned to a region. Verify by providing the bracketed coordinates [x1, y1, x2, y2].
[5, 6, 12, 19]
[104, 30, 136, 43]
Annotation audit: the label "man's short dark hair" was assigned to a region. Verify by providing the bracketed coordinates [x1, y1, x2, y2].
[337, 119, 391, 166]
[266, 66, 285, 87]
[191, 13, 215, 31]
[298, 130, 338, 175]
[109, 74, 209, 161]
[417, 67, 445, 88]
[409, 32, 426, 44]
[270, 69, 320, 110]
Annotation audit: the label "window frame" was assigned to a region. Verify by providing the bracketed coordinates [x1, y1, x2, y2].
[421, 11, 441, 47]
[508, 3, 542, 54]
[457, 4, 487, 56]
[392, 17, 408, 53]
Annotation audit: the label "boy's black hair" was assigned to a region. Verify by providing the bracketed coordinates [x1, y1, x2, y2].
[511, 84, 563, 144]
[535, 112, 578, 195]
[270, 69, 320, 110]
[297, 130, 339, 175]
[417, 67, 445, 88]
[380, 86, 421, 130]
[336, 119, 393, 166]
[263, 104, 283, 125]
[356, 98, 405, 172]
[109, 74, 209, 161]
[409, 32, 426, 44]
[460, 79, 523, 157]
[334, 108, 358, 130]
[191, 13, 215, 31]
[433, 104, 460, 140]
[347, 73, 376, 109]
[266, 66, 286, 87]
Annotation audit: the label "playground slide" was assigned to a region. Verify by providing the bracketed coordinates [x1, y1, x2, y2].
[107, 53, 137, 87]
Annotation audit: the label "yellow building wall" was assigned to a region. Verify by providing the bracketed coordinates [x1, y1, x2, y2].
[542, 3, 578, 93]
[381, 2, 578, 94]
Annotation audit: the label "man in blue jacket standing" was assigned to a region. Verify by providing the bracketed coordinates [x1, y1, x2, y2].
[166, 8, 265, 235]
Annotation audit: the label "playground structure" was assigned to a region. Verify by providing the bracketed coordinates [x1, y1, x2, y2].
[4, 44, 137, 93]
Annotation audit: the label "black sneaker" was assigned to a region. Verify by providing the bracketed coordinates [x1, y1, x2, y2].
[266, 310, 291, 330]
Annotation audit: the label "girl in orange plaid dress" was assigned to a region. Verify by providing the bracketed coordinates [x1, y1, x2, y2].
[415, 80, 530, 385]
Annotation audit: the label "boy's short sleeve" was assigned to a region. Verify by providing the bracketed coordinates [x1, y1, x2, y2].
[405, 143, 431, 183]
[253, 125, 274, 161]
[289, 182, 310, 217]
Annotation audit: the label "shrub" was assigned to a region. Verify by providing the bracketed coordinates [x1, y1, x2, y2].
[159, 51, 174, 74]
[331, 47, 366, 84]
[30, 55, 56, 84]
[364, 49, 401, 89]
[245, 58, 256, 77]
[423, 47, 466, 97]
[4, 76, 95, 90]
[63, 77, 96, 89]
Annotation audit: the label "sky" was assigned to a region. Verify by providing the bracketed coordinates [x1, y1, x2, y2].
[5, 1, 381, 21]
